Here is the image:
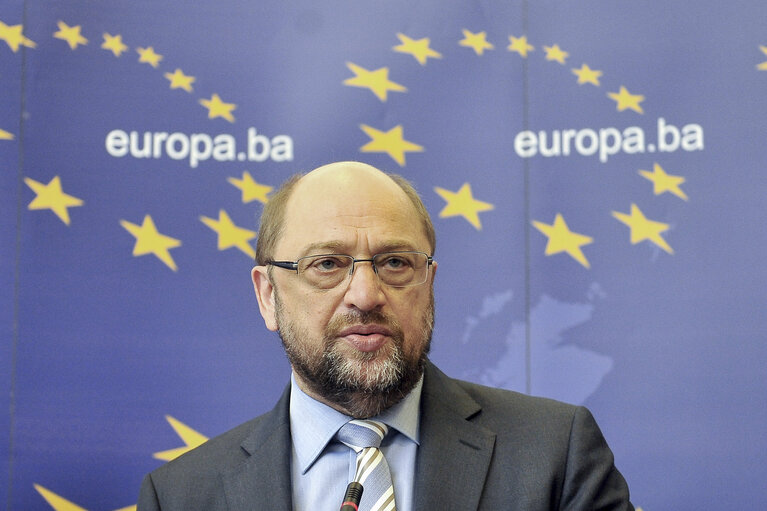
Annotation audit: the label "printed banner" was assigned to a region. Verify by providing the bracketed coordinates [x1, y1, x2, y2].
[3, 1, 767, 509]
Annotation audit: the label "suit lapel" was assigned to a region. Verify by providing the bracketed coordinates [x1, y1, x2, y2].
[414, 362, 496, 510]
[221, 385, 294, 511]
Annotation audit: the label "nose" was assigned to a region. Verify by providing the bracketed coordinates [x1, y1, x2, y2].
[343, 260, 386, 311]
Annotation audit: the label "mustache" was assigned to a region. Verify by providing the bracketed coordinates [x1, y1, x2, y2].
[325, 310, 403, 340]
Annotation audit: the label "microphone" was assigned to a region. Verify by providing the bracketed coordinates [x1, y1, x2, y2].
[339, 481, 364, 511]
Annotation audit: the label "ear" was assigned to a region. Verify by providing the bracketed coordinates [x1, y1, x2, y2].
[251, 266, 278, 331]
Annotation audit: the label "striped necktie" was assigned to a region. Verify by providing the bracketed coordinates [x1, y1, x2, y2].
[336, 419, 397, 511]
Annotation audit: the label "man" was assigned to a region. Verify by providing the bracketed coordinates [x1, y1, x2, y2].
[138, 161, 633, 510]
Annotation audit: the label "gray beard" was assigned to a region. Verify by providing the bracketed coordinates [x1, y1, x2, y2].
[274, 290, 434, 418]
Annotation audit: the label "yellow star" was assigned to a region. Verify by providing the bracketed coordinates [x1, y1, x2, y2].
[0, 20, 36, 52]
[24, 176, 83, 225]
[507, 35, 534, 58]
[343, 62, 407, 102]
[153, 415, 209, 461]
[1, 128, 14, 140]
[101, 33, 128, 57]
[228, 171, 272, 204]
[608, 85, 644, 114]
[612, 204, 673, 254]
[164, 68, 195, 92]
[393, 33, 442, 65]
[543, 44, 568, 64]
[532, 214, 593, 268]
[639, 163, 688, 201]
[33, 484, 87, 511]
[572, 63, 602, 86]
[199, 93, 236, 122]
[200, 210, 256, 258]
[35, 483, 136, 511]
[53, 21, 87, 50]
[757, 45, 767, 70]
[459, 29, 494, 56]
[35, 484, 136, 511]
[120, 215, 182, 271]
[434, 183, 494, 230]
[359, 124, 423, 166]
[136, 46, 162, 68]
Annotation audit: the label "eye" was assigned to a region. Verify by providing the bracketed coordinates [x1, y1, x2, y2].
[306, 255, 350, 273]
[379, 254, 412, 270]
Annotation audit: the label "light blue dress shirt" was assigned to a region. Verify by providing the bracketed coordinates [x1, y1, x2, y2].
[289, 373, 422, 511]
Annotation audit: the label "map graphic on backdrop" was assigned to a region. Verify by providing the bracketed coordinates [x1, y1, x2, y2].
[463, 288, 614, 405]
[3, 2, 767, 510]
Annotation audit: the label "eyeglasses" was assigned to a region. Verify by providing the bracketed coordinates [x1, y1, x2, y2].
[267, 251, 434, 290]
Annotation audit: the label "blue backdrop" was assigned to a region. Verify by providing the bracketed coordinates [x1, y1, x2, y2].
[3, 1, 767, 509]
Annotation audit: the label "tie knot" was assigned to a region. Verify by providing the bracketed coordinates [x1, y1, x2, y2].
[336, 419, 388, 451]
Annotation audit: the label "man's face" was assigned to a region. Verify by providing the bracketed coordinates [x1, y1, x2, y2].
[252, 164, 436, 418]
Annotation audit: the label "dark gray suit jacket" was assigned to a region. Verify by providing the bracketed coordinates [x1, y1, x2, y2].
[138, 361, 633, 510]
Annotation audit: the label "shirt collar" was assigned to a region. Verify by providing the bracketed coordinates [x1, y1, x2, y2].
[289, 373, 423, 475]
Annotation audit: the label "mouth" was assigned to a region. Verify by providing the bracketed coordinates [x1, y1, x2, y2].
[336, 324, 393, 353]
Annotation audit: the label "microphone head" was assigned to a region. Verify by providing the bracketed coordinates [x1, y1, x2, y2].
[340, 481, 364, 511]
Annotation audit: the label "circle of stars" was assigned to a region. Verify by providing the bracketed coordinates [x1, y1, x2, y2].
[338, 26, 689, 264]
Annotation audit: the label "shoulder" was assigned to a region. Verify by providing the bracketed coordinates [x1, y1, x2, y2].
[421, 363, 633, 509]
[423, 361, 580, 427]
[422, 362, 605, 457]
[452, 376, 602, 446]
[149, 414, 266, 483]
[138, 385, 291, 509]
[137, 416, 268, 510]
[455, 376, 579, 420]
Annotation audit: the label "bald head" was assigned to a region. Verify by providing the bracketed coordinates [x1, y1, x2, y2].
[255, 161, 435, 265]
[294, 161, 402, 198]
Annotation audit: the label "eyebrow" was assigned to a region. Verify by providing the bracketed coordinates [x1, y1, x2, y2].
[298, 239, 422, 257]
[299, 240, 347, 257]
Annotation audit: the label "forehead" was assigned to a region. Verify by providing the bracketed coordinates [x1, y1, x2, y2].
[276, 167, 428, 256]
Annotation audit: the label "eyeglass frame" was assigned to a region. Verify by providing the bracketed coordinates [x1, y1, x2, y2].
[267, 251, 435, 289]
